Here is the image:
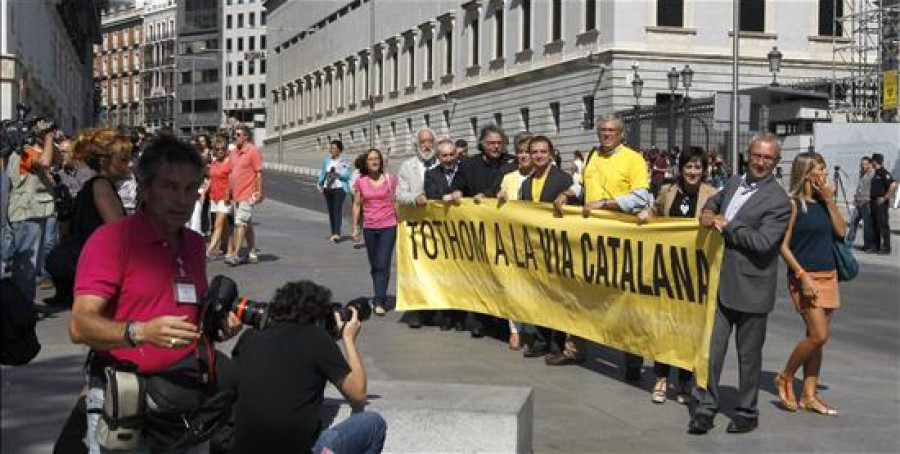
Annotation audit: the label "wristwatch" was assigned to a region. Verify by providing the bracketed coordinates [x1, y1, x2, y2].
[124, 321, 141, 347]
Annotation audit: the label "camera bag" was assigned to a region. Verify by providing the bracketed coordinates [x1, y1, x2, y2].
[96, 366, 146, 450]
[141, 346, 235, 450]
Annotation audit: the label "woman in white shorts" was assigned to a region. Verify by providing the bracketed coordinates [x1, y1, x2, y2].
[206, 137, 233, 257]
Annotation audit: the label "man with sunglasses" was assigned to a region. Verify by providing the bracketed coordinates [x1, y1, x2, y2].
[226, 125, 263, 266]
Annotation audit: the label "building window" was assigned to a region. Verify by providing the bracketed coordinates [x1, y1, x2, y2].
[238, 13, 244, 28]
[740, 0, 765, 32]
[249, 36, 255, 51]
[237, 61, 243, 76]
[238, 37, 244, 51]
[261, 35, 266, 49]
[377, 54, 384, 95]
[425, 35, 434, 81]
[520, 107, 530, 131]
[550, 101, 560, 133]
[249, 84, 255, 99]
[226, 15, 232, 29]
[585, 0, 597, 31]
[349, 65, 356, 104]
[237, 84, 243, 99]
[226, 38, 232, 51]
[262, 11, 267, 25]
[391, 50, 399, 91]
[226, 85, 233, 100]
[226, 62, 232, 76]
[469, 17, 480, 66]
[493, 112, 502, 128]
[407, 41, 415, 87]
[444, 26, 453, 75]
[521, 0, 531, 50]
[818, 0, 844, 36]
[582, 96, 594, 130]
[548, 0, 563, 42]
[657, 0, 684, 27]
[494, 8, 504, 59]
[470, 116, 478, 138]
[261, 59, 266, 74]
[260, 83, 266, 98]
[248, 60, 255, 75]
[249, 12, 255, 27]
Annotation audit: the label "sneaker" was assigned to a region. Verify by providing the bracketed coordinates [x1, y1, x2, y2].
[248, 249, 260, 264]
[224, 255, 240, 267]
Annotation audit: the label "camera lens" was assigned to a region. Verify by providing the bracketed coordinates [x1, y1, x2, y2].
[234, 298, 269, 330]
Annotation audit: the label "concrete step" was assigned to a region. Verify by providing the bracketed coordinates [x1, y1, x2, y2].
[322, 380, 534, 453]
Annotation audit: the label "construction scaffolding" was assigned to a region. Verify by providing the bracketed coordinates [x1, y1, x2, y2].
[831, 0, 900, 122]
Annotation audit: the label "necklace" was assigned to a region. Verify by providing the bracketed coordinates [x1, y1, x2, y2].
[679, 193, 692, 215]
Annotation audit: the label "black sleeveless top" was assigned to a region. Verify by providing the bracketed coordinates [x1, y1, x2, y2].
[789, 200, 836, 273]
[73, 176, 122, 237]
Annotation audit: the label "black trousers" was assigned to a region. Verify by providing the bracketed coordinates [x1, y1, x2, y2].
[324, 189, 346, 236]
[871, 200, 891, 251]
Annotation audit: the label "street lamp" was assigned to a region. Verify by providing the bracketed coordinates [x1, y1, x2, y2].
[767, 46, 783, 87]
[680, 64, 694, 152]
[667, 67, 679, 152]
[631, 64, 643, 147]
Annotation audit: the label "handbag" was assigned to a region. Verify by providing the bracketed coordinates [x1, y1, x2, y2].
[833, 237, 859, 282]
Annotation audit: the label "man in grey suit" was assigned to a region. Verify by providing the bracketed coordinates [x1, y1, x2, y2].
[688, 133, 791, 435]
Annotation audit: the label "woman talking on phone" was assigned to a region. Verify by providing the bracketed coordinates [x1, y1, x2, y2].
[775, 152, 845, 417]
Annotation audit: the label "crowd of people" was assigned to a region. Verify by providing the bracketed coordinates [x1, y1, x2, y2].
[311, 115, 896, 436]
[1, 109, 896, 451]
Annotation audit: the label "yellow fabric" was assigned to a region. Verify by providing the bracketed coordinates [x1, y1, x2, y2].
[530, 172, 547, 202]
[499, 171, 524, 201]
[396, 200, 723, 387]
[582, 144, 649, 202]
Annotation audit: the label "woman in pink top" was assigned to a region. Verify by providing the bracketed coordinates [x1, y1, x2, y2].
[351, 148, 398, 316]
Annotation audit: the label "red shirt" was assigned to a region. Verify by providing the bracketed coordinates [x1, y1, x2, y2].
[230, 143, 262, 202]
[75, 212, 208, 373]
[208, 158, 232, 202]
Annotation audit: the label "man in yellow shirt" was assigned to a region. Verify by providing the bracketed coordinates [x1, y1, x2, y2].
[549, 115, 653, 373]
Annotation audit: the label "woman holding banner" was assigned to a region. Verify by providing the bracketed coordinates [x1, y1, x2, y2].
[496, 135, 534, 350]
[775, 152, 845, 416]
[352, 148, 398, 316]
[640, 146, 717, 405]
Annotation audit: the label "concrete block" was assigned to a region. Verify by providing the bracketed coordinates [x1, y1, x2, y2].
[322, 380, 533, 453]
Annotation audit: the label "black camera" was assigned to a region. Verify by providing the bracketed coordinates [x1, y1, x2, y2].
[323, 298, 372, 337]
[200, 275, 269, 341]
[0, 103, 56, 159]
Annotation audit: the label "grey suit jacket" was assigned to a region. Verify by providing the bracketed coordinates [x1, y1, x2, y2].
[703, 173, 790, 314]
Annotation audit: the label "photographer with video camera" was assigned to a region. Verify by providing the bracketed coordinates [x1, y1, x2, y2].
[3, 116, 57, 306]
[69, 134, 241, 453]
[228, 280, 386, 454]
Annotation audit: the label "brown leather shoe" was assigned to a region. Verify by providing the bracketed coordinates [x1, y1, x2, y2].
[544, 352, 585, 366]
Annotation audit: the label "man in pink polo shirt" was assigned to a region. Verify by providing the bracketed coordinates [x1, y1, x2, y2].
[69, 134, 240, 452]
[225, 125, 264, 266]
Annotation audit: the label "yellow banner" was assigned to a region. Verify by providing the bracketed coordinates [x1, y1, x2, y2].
[396, 200, 724, 387]
[884, 70, 898, 111]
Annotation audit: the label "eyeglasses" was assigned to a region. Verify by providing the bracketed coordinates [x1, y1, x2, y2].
[750, 152, 778, 163]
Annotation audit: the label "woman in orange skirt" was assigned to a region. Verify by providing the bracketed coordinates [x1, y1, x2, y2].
[776, 152, 846, 416]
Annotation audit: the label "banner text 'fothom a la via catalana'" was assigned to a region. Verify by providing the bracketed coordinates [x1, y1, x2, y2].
[396, 200, 724, 387]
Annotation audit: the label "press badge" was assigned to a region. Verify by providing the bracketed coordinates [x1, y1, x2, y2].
[174, 259, 198, 304]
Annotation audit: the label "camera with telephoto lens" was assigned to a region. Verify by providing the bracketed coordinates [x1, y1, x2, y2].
[200, 275, 270, 341]
[323, 298, 372, 338]
[0, 103, 57, 159]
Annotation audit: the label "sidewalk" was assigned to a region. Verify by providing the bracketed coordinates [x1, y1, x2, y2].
[2, 198, 898, 453]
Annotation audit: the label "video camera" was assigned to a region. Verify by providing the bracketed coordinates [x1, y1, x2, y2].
[0, 103, 57, 159]
[200, 275, 371, 341]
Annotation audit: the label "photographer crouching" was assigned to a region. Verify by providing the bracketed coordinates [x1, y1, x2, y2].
[69, 134, 242, 453]
[227, 281, 386, 453]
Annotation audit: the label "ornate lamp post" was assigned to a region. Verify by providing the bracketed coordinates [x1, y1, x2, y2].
[631, 65, 644, 147]
[680, 64, 694, 152]
[667, 67, 679, 152]
[768, 46, 783, 87]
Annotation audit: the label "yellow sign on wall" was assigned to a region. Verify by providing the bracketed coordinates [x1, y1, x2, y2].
[396, 200, 724, 387]
[884, 70, 898, 111]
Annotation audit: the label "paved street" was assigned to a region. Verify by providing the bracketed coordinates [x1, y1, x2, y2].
[2, 170, 899, 453]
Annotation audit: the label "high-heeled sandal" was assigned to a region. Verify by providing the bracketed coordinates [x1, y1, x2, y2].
[799, 395, 838, 417]
[508, 332, 521, 350]
[652, 377, 667, 404]
[774, 373, 798, 412]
